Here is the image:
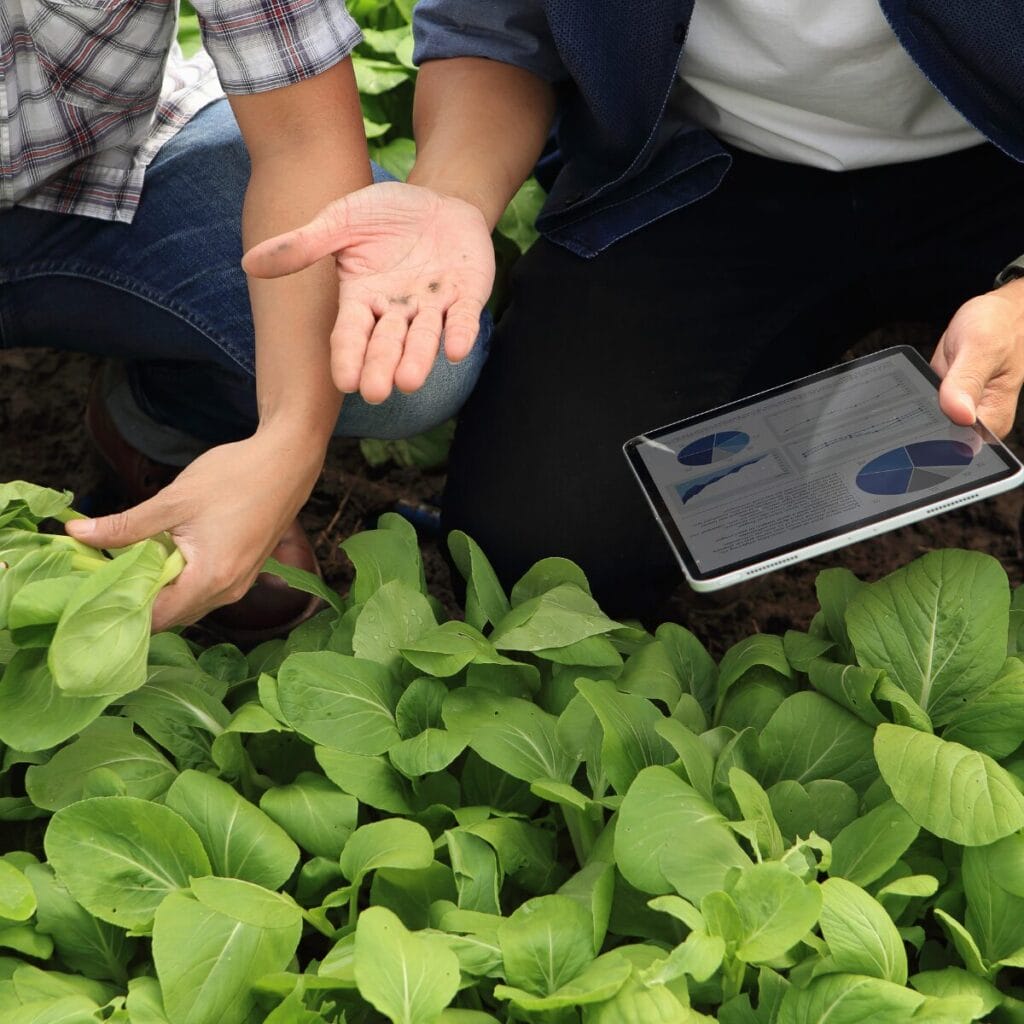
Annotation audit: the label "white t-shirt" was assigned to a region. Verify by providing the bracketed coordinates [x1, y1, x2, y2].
[676, 0, 985, 170]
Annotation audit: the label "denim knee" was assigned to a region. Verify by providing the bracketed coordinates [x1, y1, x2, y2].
[333, 310, 493, 440]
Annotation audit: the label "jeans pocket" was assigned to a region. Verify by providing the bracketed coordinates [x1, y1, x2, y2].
[26, 0, 173, 113]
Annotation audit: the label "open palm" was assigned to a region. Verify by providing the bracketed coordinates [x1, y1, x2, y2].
[244, 181, 495, 403]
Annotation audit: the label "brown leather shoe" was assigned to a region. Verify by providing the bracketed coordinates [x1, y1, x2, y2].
[84, 374, 179, 504]
[199, 518, 324, 648]
[84, 370, 323, 645]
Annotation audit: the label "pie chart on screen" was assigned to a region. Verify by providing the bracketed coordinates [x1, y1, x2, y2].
[856, 440, 975, 496]
[677, 430, 750, 466]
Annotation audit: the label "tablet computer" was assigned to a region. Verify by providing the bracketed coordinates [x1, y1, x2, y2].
[624, 345, 1024, 591]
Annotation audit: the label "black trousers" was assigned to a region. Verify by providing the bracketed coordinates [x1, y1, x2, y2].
[442, 144, 1024, 616]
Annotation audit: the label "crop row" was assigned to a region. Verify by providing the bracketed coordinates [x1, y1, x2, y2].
[1, 481, 1023, 1022]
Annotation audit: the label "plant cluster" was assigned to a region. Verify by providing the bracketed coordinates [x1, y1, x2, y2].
[2, 482, 1024, 1022]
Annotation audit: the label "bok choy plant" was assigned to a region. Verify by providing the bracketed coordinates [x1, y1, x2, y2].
[0, 482, 183, 751]
[1, 480, 1023, 1023]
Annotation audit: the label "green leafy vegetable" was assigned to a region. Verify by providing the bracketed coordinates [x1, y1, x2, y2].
[874, 724, 1024, 845]
[354, 907, 460, 1023]
[2, 473, 1023, 1023]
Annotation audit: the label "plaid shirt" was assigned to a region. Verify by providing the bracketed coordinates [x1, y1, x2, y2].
[1, 0, 361, 223]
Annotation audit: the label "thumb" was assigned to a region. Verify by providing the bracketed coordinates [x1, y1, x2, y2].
[938, 352, 986, 427]
[242, 195, 353, 279]
[65, 498, 170, 551]
[150, 562, 205, 632]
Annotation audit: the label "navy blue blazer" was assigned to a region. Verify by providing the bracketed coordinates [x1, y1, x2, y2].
[414, 1, 1024, 256]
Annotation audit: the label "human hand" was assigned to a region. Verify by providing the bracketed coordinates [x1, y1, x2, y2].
[65, 427, 323, 631]
[242, 181, 495, 404]
[932, 277, 1024, 438]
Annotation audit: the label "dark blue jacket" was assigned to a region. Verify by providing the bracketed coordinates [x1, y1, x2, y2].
[414, 1, 1024, 256]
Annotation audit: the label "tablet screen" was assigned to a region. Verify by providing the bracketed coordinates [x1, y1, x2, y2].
[625, 346, 1022, 582]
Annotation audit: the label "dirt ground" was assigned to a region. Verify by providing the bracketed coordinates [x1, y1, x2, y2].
[1, 323, 1021, 659]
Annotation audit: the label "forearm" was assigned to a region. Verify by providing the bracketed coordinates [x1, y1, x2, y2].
[230, 60, 373, 449]
[241, 162, 355, 448]
[409, 57, 556, 230]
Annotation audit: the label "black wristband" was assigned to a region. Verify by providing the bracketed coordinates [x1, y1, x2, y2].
[995, 255, 1024, 288]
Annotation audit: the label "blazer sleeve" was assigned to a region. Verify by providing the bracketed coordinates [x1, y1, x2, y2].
[412, 0, 568, 84]
[995, 254, 1024, 287]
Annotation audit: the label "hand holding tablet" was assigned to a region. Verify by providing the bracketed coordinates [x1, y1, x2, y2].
[625, 346, 1023, 591]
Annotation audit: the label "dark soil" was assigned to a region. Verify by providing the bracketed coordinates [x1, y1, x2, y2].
[2, 323, 1021, 659]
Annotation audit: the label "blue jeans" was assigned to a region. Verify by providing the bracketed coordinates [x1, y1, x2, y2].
[0, 99, 491, 465]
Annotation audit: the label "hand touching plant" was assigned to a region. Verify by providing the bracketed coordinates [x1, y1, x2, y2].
[66, 425, 324, 632]
[242, 181, 496, 404]
[0, 482, 183, 748]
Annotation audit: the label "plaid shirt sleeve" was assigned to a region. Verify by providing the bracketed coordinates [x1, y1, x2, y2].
[192, 0, 362, 94]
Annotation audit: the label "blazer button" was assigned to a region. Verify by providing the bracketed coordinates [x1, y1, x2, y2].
[673, 21, 686, 44]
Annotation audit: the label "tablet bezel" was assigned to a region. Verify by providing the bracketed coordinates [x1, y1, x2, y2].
[623, 346, 1024, 588]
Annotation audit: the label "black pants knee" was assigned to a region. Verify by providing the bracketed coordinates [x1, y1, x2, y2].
[443, 144, 1024, 617]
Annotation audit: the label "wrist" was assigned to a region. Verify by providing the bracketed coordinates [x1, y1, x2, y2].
[407, 162, 507, 233]
[993, 277, 1024, 337]
[995, 275, 1024, 301]
[994, 256, 1024, 290]
[256, 404, 337, 455]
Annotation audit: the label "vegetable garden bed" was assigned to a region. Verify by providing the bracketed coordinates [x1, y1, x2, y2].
[3, 481, 1024, 1022]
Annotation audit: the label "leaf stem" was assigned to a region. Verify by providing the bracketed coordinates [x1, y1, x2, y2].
[721, 956, 746, 1003]
[46, 533, 110, 563]
[52, 508, 87, 525]
[70, 552, 109, 573]
[348, 880, 361, 928]
[561, 805, 601, 867]
[157, 549, 186, 589]
[302, 907, 337, 939]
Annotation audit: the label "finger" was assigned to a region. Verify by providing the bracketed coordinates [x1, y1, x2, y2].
[150, 568, 203, 633]
[150, 545, 260, 632]
[242, 197, 353, 279]
[975, 378, 1020, 438]
[359, 312, 408, 404]
[443, 299, 485, 363]
[65, 494, 177, 551]
[938, 374, 981, 427]
[394, 308, 444, 394]
[331, 297, 377, 394]
[938, 341, 999, 427]
[150, 560, 218, 632]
